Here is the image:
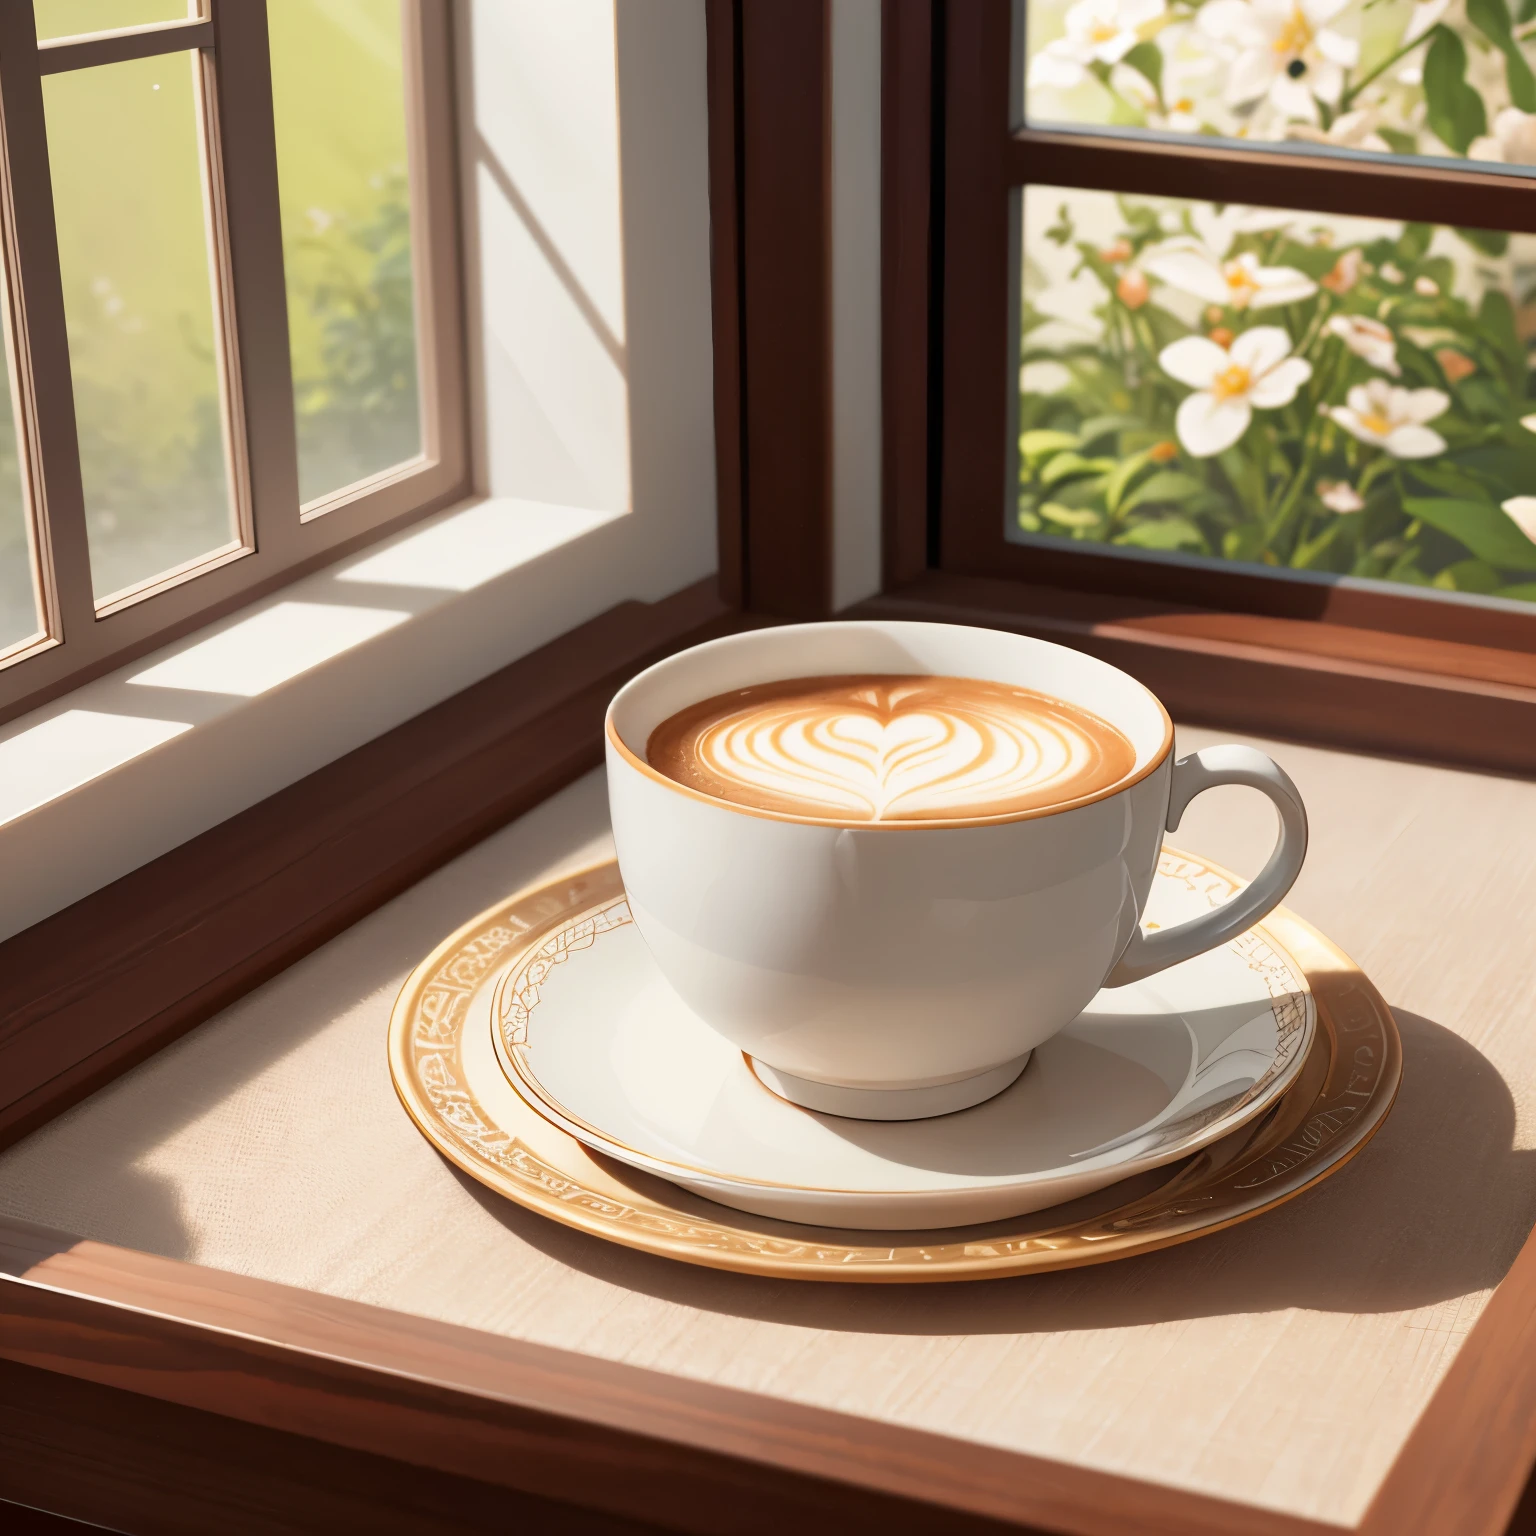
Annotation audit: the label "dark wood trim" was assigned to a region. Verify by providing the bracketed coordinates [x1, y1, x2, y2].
[737, 0, 835, 619]
[0, 579, 738, 1149]
[0, 1356, 660, 1536]
[1010, 128, 1536, 237]
[852, 572, 1536, 777]
[880, 0, 933, 589]
[0, 1218, 1333, 1536]
[935, 0, 1012, 581]
[5, 1204, 1536, 1535]
[705, 0, 747, 609]
[35, 18, 215, 74]
[945, 537, 1536, 656]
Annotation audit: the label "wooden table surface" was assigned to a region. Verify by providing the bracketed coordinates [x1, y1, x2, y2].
[3, 726, 1535, 1529]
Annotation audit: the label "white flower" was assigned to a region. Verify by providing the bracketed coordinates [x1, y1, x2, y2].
[1143, 243, 1317, 311]
[1414, 276, 1440, 297]
[1469, 107, 1536, 166]
[1028, 0, 1166, 88]
[1199, 0, 1359, 121]
[1326, 314, 1400, 376]
[1379, 262, 1405, 285]
[1520, 413, 1536, 434]
[1160, 327, 1313, 457]
[1503, 497, 1536, 543]
[1317, 480, 1365, 513]
[1327, 380, 1449, 458]
[1403, 0, 1450, 43]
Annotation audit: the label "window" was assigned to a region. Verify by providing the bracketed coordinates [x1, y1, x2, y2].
[935, 0, 1536, 649]
[0, 0, 465, 724]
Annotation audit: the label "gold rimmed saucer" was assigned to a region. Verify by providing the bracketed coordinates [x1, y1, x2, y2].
[388, 851, 1401, 1282]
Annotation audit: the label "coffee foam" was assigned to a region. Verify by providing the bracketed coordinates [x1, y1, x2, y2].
[645, 674, 1137, 823]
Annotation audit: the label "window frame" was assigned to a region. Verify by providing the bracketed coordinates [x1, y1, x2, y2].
[0, 0, 468, 728]
[927, 0, 1536, 660]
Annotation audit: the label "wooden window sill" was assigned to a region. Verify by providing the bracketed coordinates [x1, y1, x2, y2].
[3, 721, 1536, 1533]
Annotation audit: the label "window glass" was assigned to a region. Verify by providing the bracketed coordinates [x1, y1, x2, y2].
[34, 1, 193, 41]
[43, 50, 239, 604]
[1016, 186, 1536, 603]
[1023, 0, 1536, 171]
[0, 266, 41, 654]
[268, 0, 423, 508]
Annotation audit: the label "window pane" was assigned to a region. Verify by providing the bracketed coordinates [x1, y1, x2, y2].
[1016, 187, 1536, 605]
[269, 0, 423, 507]
[1022, 0, 1536, 170]
[44, 51, 238, 604]
[0, 266, 41, 653]
[34, 1, 193, 41]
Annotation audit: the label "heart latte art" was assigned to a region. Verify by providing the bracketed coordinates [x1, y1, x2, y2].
[645, 675, 1138, 823]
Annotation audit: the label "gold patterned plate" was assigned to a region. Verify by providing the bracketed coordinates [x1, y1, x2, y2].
[388, 851, 1401, 1282]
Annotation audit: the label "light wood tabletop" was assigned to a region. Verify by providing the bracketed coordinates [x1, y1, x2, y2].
[4, 725, 1535, 1529]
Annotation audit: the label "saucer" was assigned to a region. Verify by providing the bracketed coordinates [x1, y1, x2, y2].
[487, 858, 1315, 1229]
[387, 851, 1399, 1281]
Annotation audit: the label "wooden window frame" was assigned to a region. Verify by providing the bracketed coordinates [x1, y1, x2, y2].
[0, 0, 468, 729]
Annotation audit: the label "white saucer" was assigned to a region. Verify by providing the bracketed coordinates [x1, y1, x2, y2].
[489, 860, 1315, 1229]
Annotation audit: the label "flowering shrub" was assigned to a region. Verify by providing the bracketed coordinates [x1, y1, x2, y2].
[1026, 0, 1536, 166]
[1018, 194, 1536, 600]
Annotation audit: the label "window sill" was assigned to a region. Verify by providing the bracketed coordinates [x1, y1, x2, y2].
[0, 494, 656, 945]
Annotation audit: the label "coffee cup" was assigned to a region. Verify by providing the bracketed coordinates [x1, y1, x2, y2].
[605, 620, 1306, 1121]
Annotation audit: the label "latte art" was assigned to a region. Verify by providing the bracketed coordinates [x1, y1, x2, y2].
[645, 675, 1138, 823]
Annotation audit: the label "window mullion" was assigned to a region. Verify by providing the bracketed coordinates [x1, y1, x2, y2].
[1010, 128, 1536, 236]
[0, 4, 98, 648]
[206, 0, 301, 567]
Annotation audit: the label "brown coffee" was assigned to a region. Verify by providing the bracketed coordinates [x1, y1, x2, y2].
[645, 674, 1137, 823]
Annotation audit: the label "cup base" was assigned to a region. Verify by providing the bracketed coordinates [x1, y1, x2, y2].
[747, 1052, 1033, 1122]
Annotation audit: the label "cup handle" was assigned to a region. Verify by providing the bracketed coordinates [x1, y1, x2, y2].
[1105, 744, 1308, 988]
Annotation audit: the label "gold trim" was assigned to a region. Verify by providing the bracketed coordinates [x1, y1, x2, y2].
[603, 687, 1176, 831]
[388, 853, 1399, 1283]
[487, 861, 1315, 1194]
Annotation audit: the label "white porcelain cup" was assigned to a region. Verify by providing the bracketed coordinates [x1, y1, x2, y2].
[605, 621, 1307, 1121]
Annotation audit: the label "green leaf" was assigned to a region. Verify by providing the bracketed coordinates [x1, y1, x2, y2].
[1497, 581, 1536, 599]
[1121, 40, 1163, 97]
[1039, 502, 1103, 529]
[1223, 524, 1267, 562]
[1466, 0, 1536, 110]
[1402, 495, 1536, 569]
[1399, 223, 1435, 262]
[1121, 470, 1206, 513]
[1378, 127, 1419, 155]
[1039, 451, 1116, 487]
[1077, 413, 1141, 447]
[1020, 429, 1081, 467]
[1459, 226, 1510, 258]
[1477, 289, 1526, 388]
[1113, 517, 1206, 551]
[1423, 28, 1488, 154]
[1406, 461, 1502, 501]
[1431, 557, 1504, 593]
[1103, 449, 1155, 515]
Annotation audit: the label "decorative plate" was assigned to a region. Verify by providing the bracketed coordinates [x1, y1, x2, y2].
[388, 850, 1399, 1282]
[486, 863, 1315, 1229]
